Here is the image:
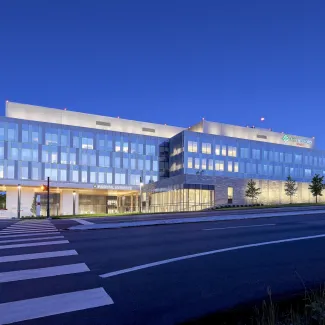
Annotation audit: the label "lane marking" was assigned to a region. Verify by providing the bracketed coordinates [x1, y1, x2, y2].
[0, 263, 89, 283]
[71, 218, 94, 225]
[100, 233, 325, 278]
[0, 236, 64, 244]
[0, 250, 78, 263]
[4, 227, 57, 232]
[203, 224, 276, 231]
[0, 229, 59, 235]
[0, 232, 60, 239]
[7, 224, 55, 228]
[0, 240, 69, 250]
[0, 287, 113, 324]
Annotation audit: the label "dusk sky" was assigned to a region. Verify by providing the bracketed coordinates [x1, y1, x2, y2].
[1, 1, 324, 147]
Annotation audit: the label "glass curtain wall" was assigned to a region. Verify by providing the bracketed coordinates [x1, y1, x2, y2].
[149, 185, 214, 213]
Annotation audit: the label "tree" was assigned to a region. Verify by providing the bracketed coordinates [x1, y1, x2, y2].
[284, 175, 298, 204]
[309, 174, 324, 203]
[0, 192, 6, 209]
[245, 179, 262, 203]
[30, 196, 36, 216]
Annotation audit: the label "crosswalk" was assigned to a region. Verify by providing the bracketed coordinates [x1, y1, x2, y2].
[0, 220, 113, 325]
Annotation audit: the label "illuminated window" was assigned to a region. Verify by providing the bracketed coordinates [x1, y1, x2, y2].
[228, 187, 233, 204]
[228, 146, 237, 157]
[194, 158, 200, 169]
[123, 142, 129, 153]
[202, 143, 211, 154]
[222, 146, 227, 156]
[202, 159, 207, 170]
[215, 145, 220, 155]
[81, 137, 93, 149]
[228, 161, 233, 172]
[81, 170, 88, 183]
[187, 157, 193, 168]
[234, 162, 239, 173]
[215, 160, 224, 171]
[115, 141, 121, 152]
[188, 141, 198, 153]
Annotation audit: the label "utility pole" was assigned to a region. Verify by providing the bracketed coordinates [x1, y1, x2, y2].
[47, 177, 50, 219]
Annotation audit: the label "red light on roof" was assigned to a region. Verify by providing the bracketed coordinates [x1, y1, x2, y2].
[5, 100, 9, 103]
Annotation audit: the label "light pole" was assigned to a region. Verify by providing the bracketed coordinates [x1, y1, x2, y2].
[139, 177, 143, 213]
[47, 177, 50, 219]
[73, 191, 76, 216]
[17, 184, 21, 219]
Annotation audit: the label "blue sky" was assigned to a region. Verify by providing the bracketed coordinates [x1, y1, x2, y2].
[1, 1, 324, 147]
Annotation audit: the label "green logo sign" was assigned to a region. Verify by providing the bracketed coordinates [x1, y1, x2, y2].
[282, 134, 312, 146]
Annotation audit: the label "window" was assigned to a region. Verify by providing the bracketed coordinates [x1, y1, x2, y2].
[263, 151, 268, 160]
[0, 165, 3, 178]
[130, 174, 140, 185]
[73, 136, 79, 148]
[21, 166, 29, 180]
[71, 168, 79, 182]
[146, 144, 155, 155]
[305, 169, 312, 177]
[131, 158, 136, 169]
[81, 170, 88, 183]
[285, 153, 292, 163]
[252, 149, 260, 159]
[274, 165, 282, 176]
[32, 166, 39, 180]
[8, 125, 16, 141]
[194, 158, 200, 169]
[115, 173, 126, 184]
[32, 130, 39, 143]
[188, 141, 198, 153]
[215, 145, 220, 155]
[279, 152, 284, 162]
[115, 157, 121, 168]
[32, 148, 38, 162]
[228, 187, 233, 204]
[60, 169, 67, 182]
[234, 162, 239, 173]
[215, 160, 224, 171]
[228, 146, 237, 157]
[208, 159, 213, 170]
[61, 133, 68, 147]
[240, 148, 249, 159]
[131, 143, 137, 153]
[81, 137, 94, 149]
[123, 157, 129, 169]
[0, 125, 4, 141]
[22, 128, 29, 142]
[107, 172, 112, 184]
[61, 151, 68, 164]
[115, 141, 121, 152]
[98, 172, 105, 183]
[138, 159, 143, 170]
[90, 171, 97, 183]
[89, 152, 96, 166]
[202, 143, 211, 154]
[295, 154, 302, 164]
[45, 131, 58, 145]
[268, 165, 273, 176]
[22, 148, 31, 161]
[187, 157, 193, 168]
[123, 142, 129, 153]
[153, 160, 158, 171]
[228, 161, 233, 172]
[99, 153, 110, 167]
[10, 147, 19, 160]
[138, 144, 144, 155]
[263, 164, 268, 175]
[70, 152, 76, 165]
[145, 159, 151, 171]
[7, 164, 15, 179]
[51, 151, 58, 163]
[221, 146, 227, 156]
[201, 158, 207, 170]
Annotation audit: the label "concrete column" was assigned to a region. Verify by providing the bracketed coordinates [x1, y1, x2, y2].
[60, 189, 79, 215]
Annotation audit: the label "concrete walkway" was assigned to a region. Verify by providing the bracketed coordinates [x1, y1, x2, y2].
[68, 209, 325, 231]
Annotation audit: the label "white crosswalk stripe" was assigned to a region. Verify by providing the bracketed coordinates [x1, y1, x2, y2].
[0, 220, 113, 324]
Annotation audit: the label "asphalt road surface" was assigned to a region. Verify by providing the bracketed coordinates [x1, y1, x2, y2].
[2, 210, 325, 324]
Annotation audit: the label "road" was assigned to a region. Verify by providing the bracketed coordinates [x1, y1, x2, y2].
[2, 210, 325, 324]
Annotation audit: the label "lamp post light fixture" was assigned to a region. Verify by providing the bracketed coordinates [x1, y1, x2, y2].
[17, 184, 21, 219]
[73, 191, 76, 216]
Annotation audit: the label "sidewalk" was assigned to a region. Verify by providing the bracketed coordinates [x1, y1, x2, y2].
[68, 209, 325, 231]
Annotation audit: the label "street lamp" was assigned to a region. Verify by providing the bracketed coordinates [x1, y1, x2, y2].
[72, 191, 76, 216]
[17, 184, 21, 219]
[139, 177, 143, 213]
